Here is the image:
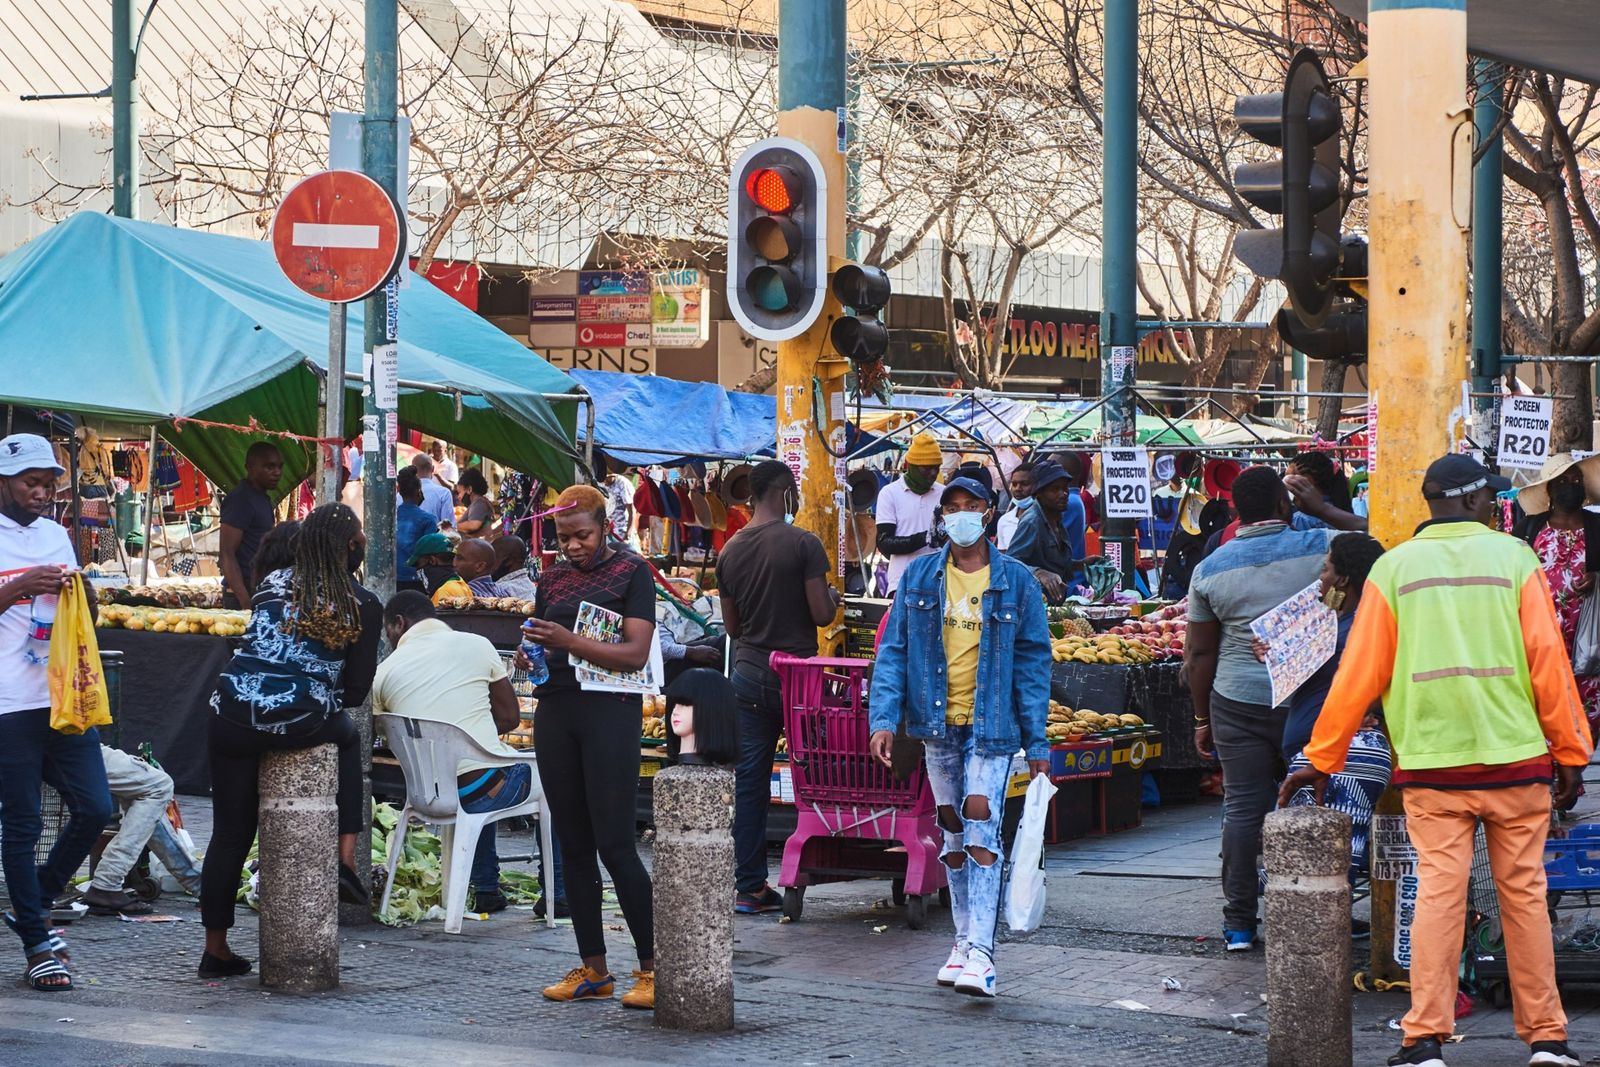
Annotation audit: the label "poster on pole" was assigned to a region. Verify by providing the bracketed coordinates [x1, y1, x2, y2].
[1100, 447, 1152, 518]
[1496, 394, 1553, 470]
[1249, 580, 1338, 708]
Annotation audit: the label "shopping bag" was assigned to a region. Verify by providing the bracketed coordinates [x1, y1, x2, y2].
[1005, 772, 1057, 933]
[1575, 590, 1600, 677]
[47, 574, 112, 735]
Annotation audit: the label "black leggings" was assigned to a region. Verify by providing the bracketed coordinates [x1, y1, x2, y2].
[534, 690, 652, 964]
[200, 711, 364, 931]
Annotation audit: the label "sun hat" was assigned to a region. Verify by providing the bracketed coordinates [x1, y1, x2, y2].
[1507, 452, 1600, 515]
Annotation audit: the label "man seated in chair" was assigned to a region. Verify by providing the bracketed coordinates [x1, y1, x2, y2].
[373, 591, 529, 914]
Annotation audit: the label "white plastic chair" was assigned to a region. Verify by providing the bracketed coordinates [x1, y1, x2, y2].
[377, 714, 556, 933]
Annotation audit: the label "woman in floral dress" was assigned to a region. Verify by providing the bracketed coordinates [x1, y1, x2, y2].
[1513, 454, 1600, 740]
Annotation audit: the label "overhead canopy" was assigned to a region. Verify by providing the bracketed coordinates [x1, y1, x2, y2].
[569, 369, 776, 467]
[1329, 0, 1600, 85]
[0, 212, 582, 491]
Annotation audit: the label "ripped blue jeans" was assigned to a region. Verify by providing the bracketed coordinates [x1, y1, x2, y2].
[923, 725, 1012, 957]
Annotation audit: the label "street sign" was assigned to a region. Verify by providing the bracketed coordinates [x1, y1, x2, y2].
[271, 170, 404, 303]
[1496, 394, 1552, 470]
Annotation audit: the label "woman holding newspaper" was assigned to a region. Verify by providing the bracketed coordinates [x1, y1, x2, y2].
[517, 483, 658, 1010]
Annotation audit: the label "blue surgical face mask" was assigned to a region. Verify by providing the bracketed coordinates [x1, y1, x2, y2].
[944, 510, 986, 547]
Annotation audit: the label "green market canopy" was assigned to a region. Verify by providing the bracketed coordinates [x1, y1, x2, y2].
[0, 212, 581, 492]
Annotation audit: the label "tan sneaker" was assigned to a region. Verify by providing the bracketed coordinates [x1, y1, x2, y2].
[620, 969, 654, 1010]
[542, 966, 614, 1002]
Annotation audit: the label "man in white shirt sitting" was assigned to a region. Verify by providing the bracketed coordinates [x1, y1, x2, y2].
[372, 591, 527, 913]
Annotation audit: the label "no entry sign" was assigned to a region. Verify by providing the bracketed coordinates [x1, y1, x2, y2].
[271, 170, 403, 303]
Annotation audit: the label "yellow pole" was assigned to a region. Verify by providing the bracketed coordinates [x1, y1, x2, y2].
[1364, 0, 1471, 983]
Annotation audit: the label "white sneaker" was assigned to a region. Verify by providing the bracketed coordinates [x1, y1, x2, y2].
[936, 941, 969, 986]
[953, 947, 997, 998]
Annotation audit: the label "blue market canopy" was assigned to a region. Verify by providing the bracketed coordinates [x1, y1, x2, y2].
[0, 212, 581, 490]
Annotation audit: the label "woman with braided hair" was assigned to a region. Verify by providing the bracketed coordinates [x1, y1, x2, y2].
[200, 503, 382, 980]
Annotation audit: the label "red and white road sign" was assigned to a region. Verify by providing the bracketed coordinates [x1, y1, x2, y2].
[271, 170, 404, 303]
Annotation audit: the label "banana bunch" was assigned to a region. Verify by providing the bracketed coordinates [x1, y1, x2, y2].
[98, 604, 251, 637]
[642, 716, 667, 739]
[1050, 634, 1155, 665]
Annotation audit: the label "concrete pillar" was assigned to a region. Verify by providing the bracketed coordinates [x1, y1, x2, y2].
[1263, 805, 1352, 1067]
[652, 765, 735, 1031]
[258, 745, 340, 993]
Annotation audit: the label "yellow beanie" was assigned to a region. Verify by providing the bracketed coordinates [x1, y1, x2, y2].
[905, 431, 940, 467]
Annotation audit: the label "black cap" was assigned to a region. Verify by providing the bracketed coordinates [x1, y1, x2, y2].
[940, 476, 994, 507]
[1421, 454, 1511, 500]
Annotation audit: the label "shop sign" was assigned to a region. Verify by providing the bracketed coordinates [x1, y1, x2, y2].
[651, 269, 710, 348]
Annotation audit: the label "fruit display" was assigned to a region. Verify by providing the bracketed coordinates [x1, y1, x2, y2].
[1050, 633, 1157, 665]
[1104, 617, 1187, 660]
[1045, 699, 1146, 742]
[434, 595, 539, 615]
[102, 579, 224, 609]
[97, 604, 251, 636]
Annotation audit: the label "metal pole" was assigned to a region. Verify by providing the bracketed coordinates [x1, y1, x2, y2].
[111, 0, 138, 219]
[1100, 0, 1138, 582]
[320, 305, 348, 506]
[777, 0, 848, 651]
[1471, 59, 1503, 436]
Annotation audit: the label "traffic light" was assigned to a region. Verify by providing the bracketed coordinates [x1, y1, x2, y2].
[830, 263, 892, 366]
[727, 136, 829, 342]
[1232, 48, 1345, 329]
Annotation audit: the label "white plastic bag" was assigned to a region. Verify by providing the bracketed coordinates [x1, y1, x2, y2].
[1005, 773, 1057, 932]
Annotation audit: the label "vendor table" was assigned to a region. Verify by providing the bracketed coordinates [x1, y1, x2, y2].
[97, 629, 234, 795]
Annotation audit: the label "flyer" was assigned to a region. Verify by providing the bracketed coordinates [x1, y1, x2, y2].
[1249, 580, 1337, 708]
[570, 601, 664, 694]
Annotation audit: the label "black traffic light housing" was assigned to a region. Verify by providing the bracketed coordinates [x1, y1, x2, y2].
[1233, 48, 1345, 330]
[830, 263, 892, 366]
[727, 137, 829, 342]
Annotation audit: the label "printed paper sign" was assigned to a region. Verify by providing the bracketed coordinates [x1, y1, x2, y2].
[1497, 394, 1552, 470]
[1250, 580, 1338, 708]
[1100, 447, 1152, 518]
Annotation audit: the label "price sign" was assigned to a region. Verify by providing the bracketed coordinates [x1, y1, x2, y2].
[1101, 447, 1152, 518]
[1496, 395, 1552, 470]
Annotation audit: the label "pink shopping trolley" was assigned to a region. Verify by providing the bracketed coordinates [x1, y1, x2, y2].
[770, 653, 947, 929]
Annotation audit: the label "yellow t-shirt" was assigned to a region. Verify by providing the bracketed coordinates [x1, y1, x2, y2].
[942, 561, 989, 726]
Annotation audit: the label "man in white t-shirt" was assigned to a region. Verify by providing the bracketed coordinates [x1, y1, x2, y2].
[373, 590, 528, 913]
[875, 432, 945, 594]
[0, 433, 114, 990]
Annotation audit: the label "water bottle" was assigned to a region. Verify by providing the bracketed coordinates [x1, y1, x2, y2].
[520, 620, 550, 687]
[23, 594, 57, 666]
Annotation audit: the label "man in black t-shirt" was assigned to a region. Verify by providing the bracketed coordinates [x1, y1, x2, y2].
[716, 460, 839, 913]
[219, 442, 283, 608]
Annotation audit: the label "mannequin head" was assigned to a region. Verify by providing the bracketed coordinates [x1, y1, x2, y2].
[664, 668, 739, 765]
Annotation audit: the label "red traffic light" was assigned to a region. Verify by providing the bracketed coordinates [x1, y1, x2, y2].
[745, 166, 797, 213]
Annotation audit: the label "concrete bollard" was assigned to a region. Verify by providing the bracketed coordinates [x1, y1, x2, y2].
[258, 745, 340, 993]
[1263, 805, 1352, 1067]
[652, 764, 735, 1031]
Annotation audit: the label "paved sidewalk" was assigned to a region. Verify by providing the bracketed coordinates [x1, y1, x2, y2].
[1, 788, 1598, 1065]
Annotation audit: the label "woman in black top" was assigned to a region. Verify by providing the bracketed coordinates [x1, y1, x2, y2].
[200, 503, 382, 979]
[518, 483, 657, 1009]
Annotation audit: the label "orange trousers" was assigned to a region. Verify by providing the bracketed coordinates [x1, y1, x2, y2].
[1401, 783, 1565, 1045]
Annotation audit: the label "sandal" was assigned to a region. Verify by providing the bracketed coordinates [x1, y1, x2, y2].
[25, 955, 72, 992]
[3, 912, 68, 963]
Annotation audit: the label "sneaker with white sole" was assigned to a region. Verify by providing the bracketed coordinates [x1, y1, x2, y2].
[1529, 1040, 1580, 1067]
[953, 947, 997, 998]
[936, 941, 969, 986]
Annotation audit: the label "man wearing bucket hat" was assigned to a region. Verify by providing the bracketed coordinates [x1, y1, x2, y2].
[1513, 452, 1600, 744]
[0, 434, 114, 991]
[876, 431, 945, 595]
[1285, 454, 1592, 1067]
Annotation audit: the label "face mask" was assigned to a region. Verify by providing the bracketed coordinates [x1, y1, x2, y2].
[1551, 481, 1586, 511]
[904, 470, 933, 495]
[944, 511, 987, 547]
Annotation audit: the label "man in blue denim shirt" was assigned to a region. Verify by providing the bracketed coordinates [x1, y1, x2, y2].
[869, 476, 1052, 998]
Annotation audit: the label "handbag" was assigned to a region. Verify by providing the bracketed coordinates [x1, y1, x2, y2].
[1572, 589, 1600, 677]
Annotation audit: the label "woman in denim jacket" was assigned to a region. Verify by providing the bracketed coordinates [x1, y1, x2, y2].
[869, 476, 1053, 998]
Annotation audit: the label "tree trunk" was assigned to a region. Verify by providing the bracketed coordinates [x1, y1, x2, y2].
[1315, 360, 1347, 441]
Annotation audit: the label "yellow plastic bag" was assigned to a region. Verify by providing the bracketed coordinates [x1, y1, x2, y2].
[47, 574, 112, 735]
